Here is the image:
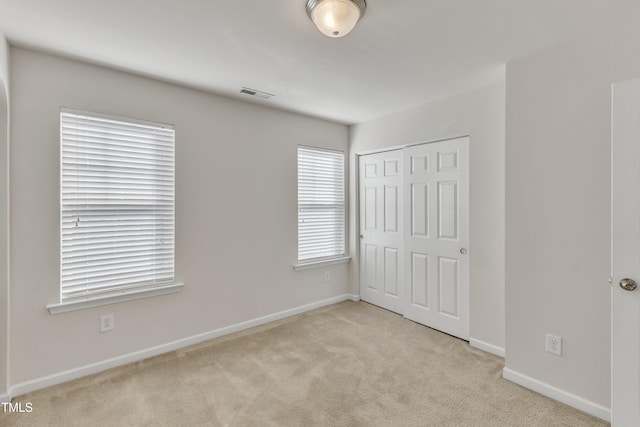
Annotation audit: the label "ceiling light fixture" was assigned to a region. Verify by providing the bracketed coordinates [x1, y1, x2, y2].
[306, 0, 366, 38]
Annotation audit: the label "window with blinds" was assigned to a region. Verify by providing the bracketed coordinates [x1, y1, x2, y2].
[60, 109, 175, 302]
[297, 147, 345, 262]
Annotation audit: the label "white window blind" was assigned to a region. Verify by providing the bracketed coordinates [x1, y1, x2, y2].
[297, 147, 345, 262]
[60, 109, 175, 302]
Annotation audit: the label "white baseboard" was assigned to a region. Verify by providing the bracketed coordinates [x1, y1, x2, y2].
[9, 293, 360, 399]
[502, 367, 610, 422]
[0, 393, 10, 403]
[469, 338, 505, 358]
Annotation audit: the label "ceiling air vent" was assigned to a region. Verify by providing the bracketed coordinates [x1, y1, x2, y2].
[240, 87, 274, 100]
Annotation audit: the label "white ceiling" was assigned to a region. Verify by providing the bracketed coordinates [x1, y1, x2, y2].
[1, 0, 640, 124]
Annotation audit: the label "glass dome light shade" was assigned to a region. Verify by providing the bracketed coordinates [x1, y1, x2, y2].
[308, 0, 365, 38]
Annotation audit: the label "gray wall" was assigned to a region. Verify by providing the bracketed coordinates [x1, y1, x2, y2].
[505, 19, 640, 407]
[0, 32, 8, 398]
[9, 47, 349, 385]
[349, 82, 506, 349]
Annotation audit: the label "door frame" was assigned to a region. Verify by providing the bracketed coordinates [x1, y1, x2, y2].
[355, 134, 470, 329]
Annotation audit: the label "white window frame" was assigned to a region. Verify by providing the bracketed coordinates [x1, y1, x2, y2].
[295, 146, 349, 270]
[47, 108, 183, 314]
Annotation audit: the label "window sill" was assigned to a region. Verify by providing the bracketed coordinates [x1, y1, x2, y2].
[293, 257, 351, 271]
[46, 282, 184, 314]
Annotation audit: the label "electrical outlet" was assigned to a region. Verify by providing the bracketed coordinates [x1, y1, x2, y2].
[100, 314, 114, 333]
[324, 271, 331, 282]
[546, 334, 562, 356]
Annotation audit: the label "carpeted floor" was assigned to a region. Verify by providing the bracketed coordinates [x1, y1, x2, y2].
[1, 301, 608, 426]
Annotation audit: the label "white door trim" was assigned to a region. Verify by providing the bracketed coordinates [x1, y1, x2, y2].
[355, 134, 470, 157]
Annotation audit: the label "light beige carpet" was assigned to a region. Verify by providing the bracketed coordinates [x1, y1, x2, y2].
[1, 301, 607, 426]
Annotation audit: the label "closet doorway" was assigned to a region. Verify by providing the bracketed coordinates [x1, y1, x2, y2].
[358, 137, 469, 340]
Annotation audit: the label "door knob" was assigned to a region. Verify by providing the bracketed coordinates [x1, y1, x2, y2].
[360, 234, 364, 239]
[619, 278, 638, 291]
[460, 248, 467, 255]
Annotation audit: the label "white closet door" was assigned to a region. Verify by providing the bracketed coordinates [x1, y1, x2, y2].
[402, 137, 470, 339]
[359, 150, 403, 314]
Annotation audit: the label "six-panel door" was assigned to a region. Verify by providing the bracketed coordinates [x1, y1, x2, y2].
[402, 138, 469, 340]
[359, 149, 404, 314]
